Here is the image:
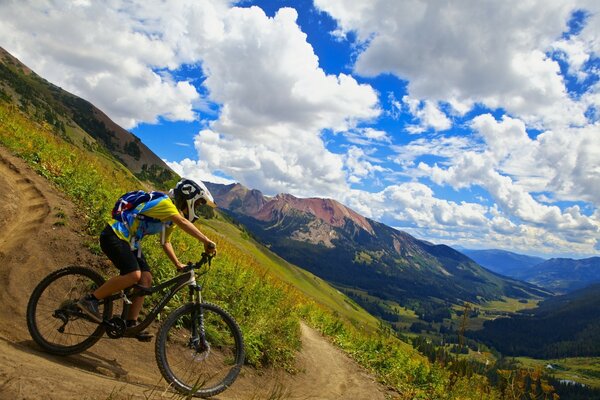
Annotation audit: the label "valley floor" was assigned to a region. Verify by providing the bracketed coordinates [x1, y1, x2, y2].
[516, 357, 600, 389]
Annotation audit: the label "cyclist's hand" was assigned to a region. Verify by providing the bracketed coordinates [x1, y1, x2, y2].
[204, 240, 217, 255]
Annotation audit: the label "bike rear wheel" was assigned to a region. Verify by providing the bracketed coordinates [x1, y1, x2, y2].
[26, 266, 113, 355]
[155, 302, 245, 398]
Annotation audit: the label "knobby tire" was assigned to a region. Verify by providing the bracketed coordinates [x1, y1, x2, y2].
[155, 302, 245, 398]
[26, 266, 112, 355]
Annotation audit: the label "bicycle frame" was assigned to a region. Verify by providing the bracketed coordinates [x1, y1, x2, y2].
[102, 268, 203, 337]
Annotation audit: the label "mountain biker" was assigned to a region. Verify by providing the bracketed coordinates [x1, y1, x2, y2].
[78, 178, 217, 340]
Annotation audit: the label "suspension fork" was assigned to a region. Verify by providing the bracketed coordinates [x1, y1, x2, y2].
[190, 285, 208, 351]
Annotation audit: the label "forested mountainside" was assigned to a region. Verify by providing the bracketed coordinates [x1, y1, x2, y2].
[460, 248, 545, 277]
[518, 257, 600, 293]
[0, 46, 176, 186]
[470, 283, 600, 358]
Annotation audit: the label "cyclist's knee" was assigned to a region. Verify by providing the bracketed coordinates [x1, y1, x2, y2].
[124, 270, 142, 284]
[139, 271, 152, 287]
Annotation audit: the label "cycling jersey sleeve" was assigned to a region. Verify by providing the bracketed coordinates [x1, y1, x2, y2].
[141, 197, 180, 221]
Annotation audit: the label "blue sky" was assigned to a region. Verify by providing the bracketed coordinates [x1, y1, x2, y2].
[1, 0, 600, 258]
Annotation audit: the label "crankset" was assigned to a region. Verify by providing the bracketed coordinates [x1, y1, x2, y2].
[105, 317, 127, 339]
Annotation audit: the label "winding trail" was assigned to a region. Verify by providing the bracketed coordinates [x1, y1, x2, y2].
[0, 145, 392, 400]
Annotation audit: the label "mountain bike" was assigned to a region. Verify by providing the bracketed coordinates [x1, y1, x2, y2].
[26, 253, 245, 398]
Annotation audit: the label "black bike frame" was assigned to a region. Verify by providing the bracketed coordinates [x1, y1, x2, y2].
[102, 269, 201, 336]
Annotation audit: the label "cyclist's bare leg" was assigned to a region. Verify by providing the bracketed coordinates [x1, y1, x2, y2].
[127, 271, 152, 321]
[92, 270, 142, 300]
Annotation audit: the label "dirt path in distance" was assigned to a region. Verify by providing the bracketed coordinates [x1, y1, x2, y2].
[0, 144, 392, 400]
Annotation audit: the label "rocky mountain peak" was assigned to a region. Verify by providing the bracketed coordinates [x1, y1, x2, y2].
[212, 184, 375, 235]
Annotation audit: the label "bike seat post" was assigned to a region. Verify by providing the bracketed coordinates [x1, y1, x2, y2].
[120, 290, 132, 320]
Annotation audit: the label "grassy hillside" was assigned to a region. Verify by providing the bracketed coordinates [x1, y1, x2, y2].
[201, 215, 381, 329]
[0, 46, 177, 186]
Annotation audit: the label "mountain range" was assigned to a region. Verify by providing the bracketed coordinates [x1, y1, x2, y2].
[461, 248, 600, 293]
[207, 182, 549, 324]
[460, 249, 545, 277]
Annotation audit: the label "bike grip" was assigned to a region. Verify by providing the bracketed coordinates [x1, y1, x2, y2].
[199, 252, 214, 266]
[181, 262, 194, 273]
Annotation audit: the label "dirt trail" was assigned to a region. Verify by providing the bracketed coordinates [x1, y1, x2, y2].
[0, 145, 391, 400]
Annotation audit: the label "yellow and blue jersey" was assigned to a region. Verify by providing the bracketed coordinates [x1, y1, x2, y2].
[109, 195, 180, 249]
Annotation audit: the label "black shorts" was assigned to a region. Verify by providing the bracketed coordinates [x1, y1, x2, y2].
[100, 225, 150, 275]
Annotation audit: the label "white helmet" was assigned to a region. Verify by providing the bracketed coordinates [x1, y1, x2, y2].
[171, 178, 216, 222]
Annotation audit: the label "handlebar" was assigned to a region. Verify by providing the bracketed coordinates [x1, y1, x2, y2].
[180, 252, 214, 274]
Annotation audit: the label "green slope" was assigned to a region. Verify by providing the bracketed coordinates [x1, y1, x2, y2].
[201, 215, 380, 329]
[0, 46, 177, 187]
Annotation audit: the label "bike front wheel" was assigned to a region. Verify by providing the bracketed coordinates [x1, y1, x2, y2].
[26, 266, 113, 355]
[155, 302, 245, 398]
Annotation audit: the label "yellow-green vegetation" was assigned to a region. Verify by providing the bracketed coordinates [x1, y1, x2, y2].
[202, 216, 381, 330]
[339, 285, 421, 331]
[517, 356, 600, 388]
[0, 102, 139, 234]
[354, 250, 386, 266]
[0, 101, 301, 369]
[354, 250, 373, 264]
[0, 101, 511, 398]
[300, 305, 502, 399]
[452, 297, 540, 331]
[480, 297, 540, 313]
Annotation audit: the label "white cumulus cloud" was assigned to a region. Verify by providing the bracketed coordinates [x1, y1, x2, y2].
[185, 6, 380, 197]
[315, 0, 597, 128]
[0, 0, 232, 128]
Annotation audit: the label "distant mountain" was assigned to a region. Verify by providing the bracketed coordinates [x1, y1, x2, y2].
[207, 182, 549, 324]
[460, 249, 545, 277]
[0, 47, 177, 186]
[520, 257, 600, 293]
[461, 249, 600, 293]
[471, 283, 600, 358]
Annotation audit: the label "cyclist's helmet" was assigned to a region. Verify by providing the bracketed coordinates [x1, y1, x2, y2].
[171, 178, 216, 222]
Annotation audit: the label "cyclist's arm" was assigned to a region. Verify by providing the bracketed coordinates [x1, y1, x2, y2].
[162, 241, 185, 270]
[167, 213, 216, 254]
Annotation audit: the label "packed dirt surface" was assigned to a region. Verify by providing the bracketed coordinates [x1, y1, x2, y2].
[0, 145, 392, 400]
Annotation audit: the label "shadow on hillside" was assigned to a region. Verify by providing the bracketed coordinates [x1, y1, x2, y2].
[14, 339, 130, 379]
